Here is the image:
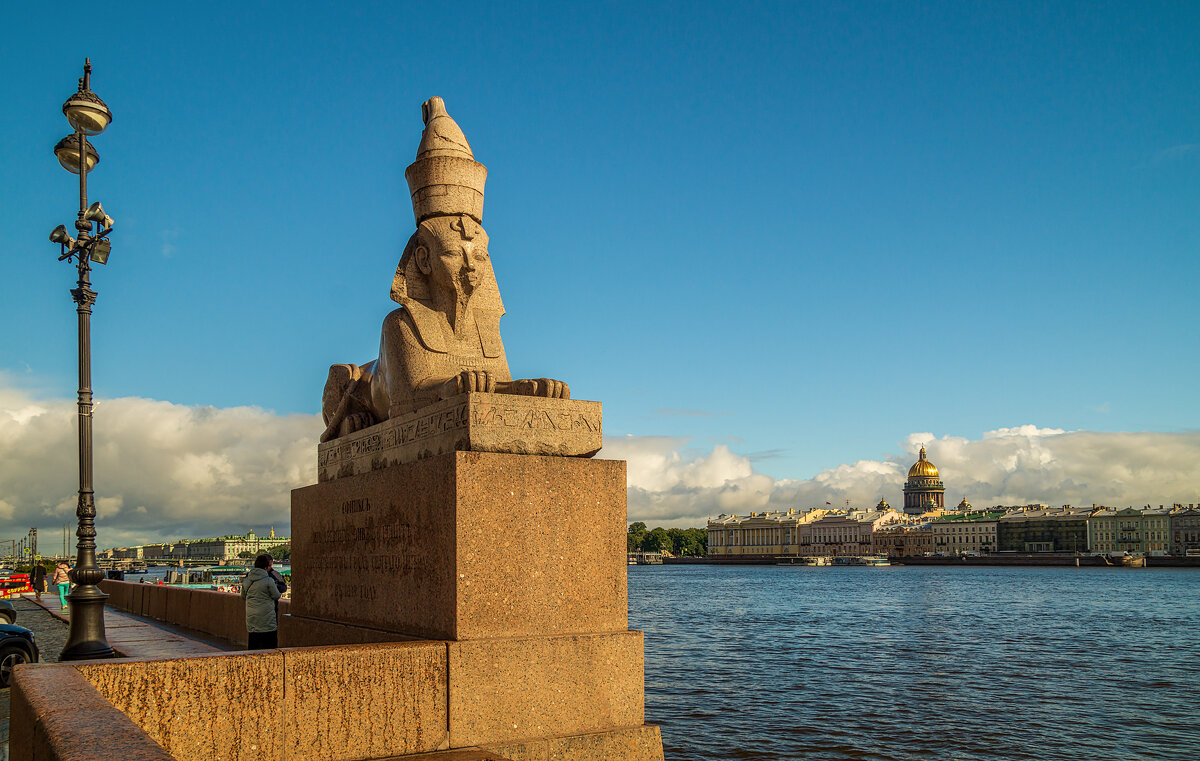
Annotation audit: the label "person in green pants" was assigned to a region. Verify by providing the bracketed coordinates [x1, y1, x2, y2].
[52, 561, 72, 609]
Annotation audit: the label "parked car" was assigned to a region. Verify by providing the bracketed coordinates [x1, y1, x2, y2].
[0, 624, 39, 687]
[0, 600, 14, 625]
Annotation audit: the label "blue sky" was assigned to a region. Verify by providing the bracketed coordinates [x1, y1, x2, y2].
[1, 2, 1198, 542]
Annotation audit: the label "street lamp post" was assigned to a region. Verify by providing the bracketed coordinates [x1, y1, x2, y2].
[50, 59, 116, 661]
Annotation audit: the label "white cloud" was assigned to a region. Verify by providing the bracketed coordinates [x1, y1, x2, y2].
[0, 387, 321, 548]
[601, 427, 1200, 527]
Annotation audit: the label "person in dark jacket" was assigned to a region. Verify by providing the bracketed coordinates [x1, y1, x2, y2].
[267, 564, 287, 608]
[31, 561, 47, 602]
[240, 554, 282, 649]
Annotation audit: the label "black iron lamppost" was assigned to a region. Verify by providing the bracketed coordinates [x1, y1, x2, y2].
[49, 59, 115, 661]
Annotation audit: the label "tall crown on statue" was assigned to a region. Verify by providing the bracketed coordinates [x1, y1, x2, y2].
[404, 96, 488, 224]
[392, 97, 503, 313]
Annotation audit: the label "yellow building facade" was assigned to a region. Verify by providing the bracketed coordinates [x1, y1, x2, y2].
[1088, 508, 1170, 555]
[707, 509, 835, 558]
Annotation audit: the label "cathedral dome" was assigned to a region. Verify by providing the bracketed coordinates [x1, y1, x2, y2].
[907, 447, 939, 478]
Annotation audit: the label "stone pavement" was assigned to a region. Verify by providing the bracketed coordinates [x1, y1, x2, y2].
[1, 598, 69, 760]
[24, 592, 234, 658]
[0, 594, 238, 761]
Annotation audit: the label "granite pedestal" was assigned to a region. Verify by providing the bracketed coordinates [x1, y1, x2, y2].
[287, 449, 663, 761]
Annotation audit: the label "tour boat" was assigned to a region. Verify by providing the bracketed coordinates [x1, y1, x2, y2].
[832, 555, 891, 566]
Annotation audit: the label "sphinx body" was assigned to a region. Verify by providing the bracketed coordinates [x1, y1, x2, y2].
[321, 98, 567, 442]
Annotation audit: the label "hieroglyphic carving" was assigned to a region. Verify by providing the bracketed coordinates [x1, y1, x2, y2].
[316, 393, 603, 482]
[472, 405, 600, 432]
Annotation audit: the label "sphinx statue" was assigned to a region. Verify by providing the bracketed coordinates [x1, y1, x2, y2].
[321, 97, 569, 442]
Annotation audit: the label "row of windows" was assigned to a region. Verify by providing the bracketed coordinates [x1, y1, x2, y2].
[1095, 531, 1167, 541]
[716, 524, 1194, 547]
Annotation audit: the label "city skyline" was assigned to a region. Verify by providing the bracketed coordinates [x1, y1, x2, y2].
[2, 1, 1198, 545]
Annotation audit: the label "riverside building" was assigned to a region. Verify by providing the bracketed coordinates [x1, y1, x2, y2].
[800, 508, 905, 556]
[706, 508, 885, 559]
[872, 524, 934, 556]
[928, 511, 1002, 555]
[997, 508, 1089, 552]
[110, 528, 289, 562]
[706, 509, 810, 559]
[1088, 507, 1170, 555]
[1170, 507, 1200, 556]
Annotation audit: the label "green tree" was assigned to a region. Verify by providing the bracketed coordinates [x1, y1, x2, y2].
[642, 527, 671, 553]
[666, 528, 687, 555]
[237, 551, 256, 559]
[627, 522, 647, 553]
[269, 544, 291, 561]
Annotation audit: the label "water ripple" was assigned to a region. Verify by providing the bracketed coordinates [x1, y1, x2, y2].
[630, 565, 1200, 761]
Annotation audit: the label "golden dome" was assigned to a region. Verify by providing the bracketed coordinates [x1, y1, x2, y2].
[907, 446, 939, 478]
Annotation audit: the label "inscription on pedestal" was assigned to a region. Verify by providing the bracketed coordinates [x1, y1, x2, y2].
[291, 452, 629, 641]
[296, 490, 441, 619]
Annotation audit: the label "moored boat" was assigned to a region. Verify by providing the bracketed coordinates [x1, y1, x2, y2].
[776, 556, 832, 566]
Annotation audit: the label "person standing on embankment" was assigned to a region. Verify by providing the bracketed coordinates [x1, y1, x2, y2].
[240, 553, 281, 649]
[52, 561, 71, 609]
[31, 560, 47, 602]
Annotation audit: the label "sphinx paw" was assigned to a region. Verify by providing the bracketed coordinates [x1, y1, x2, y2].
[514, 378, 569, 399]
[342, 412, 376, 435]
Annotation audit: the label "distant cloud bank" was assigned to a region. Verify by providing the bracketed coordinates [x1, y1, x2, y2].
[603, 426, 1200, 527]
[0, 386, 319, 548]
[2, 384, 1197, 544]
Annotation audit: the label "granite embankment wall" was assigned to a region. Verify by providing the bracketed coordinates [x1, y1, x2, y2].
[15, 580, 659, 760]
[12, 637, 656, 761]
[97, 580, 415, 648]
[97, 579, 285, 646]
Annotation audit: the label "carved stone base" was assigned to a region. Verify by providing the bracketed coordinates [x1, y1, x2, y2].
[317, 393, 602, 482]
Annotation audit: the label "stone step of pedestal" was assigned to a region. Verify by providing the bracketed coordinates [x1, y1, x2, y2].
[280, 612, 417, 648]
[483, 725, 665, 761]
[379, 750, 509, 761]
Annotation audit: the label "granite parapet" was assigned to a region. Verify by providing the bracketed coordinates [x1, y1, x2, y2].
[75, 650, 283, 761]
[282, 642, 449, 760]
[11, 664, 174, 761]
[447, 631, 645, 747]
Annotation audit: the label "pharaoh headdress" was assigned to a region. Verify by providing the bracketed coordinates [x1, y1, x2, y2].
[390, 97, 503, 317]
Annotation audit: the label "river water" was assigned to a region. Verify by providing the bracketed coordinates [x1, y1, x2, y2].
[629, 564, 1200, 760]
